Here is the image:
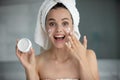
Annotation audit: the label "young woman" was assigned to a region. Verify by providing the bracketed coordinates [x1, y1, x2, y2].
[16, 0, 99, 80]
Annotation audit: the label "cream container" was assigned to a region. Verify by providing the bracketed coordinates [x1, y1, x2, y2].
[17, 38, 32, 53]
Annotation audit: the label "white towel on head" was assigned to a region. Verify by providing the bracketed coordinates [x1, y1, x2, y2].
[34, 0, 81, 51]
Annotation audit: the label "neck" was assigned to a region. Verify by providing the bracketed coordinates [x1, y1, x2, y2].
[49, 46, 71, 63]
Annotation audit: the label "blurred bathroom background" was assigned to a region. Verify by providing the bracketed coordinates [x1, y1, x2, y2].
[0, 0, 119, 80]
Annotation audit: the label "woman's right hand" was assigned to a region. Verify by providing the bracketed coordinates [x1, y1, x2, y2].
[16, 40, 36, 70]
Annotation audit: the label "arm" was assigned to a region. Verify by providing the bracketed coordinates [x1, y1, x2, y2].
[16, 40, 40, 80]
[65, 34, 99, 80]
[25, 67, 39, 80]
[78, 50, 99, 80]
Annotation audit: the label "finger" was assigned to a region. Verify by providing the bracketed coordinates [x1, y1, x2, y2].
[29, 48, 35, 62]
[69, 32, 83, 48]
[69, 32, 82, 46]
[65, 42, 73, 54]
[16, 49, 22, 59]
[83, 35, 87, 49]
[65, 41, 71, 48]
[16, 46, 19, 58]
[68, 36, 76, 48]
[16, 39, 19, 51]
[16, 39, 19, 43]
[65, 41, 77, 57]
[31, 48, 35, 56]
[16, 39, 24, 59]
[16, 39, 21, 58]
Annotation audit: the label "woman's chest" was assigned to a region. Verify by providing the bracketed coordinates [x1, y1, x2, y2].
[39, 60, 79, 79]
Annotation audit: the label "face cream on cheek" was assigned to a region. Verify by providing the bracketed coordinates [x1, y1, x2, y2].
[48, 29, 52, 37]
[65, 27, 71, 33]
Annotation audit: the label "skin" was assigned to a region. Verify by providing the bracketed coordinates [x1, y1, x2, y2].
[16, 8, 99, 80]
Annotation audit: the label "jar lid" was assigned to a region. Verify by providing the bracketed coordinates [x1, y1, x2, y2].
[17, 38, 32, 53]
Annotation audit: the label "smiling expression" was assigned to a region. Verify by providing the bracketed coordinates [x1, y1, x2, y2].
[46, 7, 73, 48]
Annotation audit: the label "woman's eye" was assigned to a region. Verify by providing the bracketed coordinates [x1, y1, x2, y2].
[63, 22, 69, 26]
[49, 22, 56, 27]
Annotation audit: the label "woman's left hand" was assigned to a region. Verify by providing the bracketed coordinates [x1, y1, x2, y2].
[65, 33, 100, 80]
[65, 32, 88, 61]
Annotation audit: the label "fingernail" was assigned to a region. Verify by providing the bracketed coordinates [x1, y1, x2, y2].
[84, 35, 86, 39]
[84, 35, 85, 38]
[65, 42, 68, 46]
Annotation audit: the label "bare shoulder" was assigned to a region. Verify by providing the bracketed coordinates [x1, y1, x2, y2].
[35, 51, 50, 73]
[35, 51, 48, 64]
[86, 49, 98, 66]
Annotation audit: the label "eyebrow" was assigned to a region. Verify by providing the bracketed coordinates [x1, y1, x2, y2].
[48, 18, 69, 21]
[62, 18, 69, 21]
[48, 18, 55, 21]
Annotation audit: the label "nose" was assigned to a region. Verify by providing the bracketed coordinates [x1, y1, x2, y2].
[56, 25, 63, 33]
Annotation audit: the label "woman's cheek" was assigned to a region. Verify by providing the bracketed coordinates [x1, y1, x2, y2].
[65, 27, 71, 34]
[48, 29, 53, 37]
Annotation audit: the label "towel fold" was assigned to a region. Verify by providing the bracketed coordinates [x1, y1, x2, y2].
[34, 0, 81, 51]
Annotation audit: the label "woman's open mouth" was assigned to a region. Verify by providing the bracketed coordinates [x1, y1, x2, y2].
[54, 35, 65, 41]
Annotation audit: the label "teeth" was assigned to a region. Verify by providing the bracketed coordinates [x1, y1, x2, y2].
[54, 35, 65, 40]
[55, 35, 64, 37]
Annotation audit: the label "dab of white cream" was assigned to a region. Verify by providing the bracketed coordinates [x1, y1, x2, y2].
[66, 27, 71, 33]
[48, 29, 52, 37]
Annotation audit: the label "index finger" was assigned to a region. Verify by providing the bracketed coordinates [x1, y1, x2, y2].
[16, 39, 21, 58]
[69, 32, 82, 45]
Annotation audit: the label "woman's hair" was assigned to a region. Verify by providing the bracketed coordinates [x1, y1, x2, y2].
[51, 3, 67, 10]
[49, 3, 73, 24]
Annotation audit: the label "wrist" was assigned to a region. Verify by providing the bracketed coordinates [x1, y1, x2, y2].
[77, 55, 88, 63]
[25, 68, 39, 80]
[24, 64, 36, 71]
[25, 67, 36, 73]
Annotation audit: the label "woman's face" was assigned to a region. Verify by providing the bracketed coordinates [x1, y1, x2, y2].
[46, 7, 73, 48]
